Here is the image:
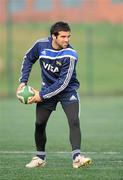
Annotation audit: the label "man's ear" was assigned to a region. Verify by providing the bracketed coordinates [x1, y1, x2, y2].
[52, 34, 56, 40]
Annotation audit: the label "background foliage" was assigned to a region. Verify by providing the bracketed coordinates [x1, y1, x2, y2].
[0, 23, 123, 96]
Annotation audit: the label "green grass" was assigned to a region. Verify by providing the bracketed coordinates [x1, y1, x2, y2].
[0, 23, 123, 96]
[0, 97, 123, 179]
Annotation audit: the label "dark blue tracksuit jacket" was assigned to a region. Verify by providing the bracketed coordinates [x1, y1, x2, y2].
[19, 37, 80, 99]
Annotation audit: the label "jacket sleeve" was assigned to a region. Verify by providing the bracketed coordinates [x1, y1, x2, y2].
[19, 42, 39, 83]
[40, 57, 76, 99]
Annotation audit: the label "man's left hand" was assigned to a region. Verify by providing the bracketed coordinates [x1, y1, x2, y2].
[28, 88, 42, 104]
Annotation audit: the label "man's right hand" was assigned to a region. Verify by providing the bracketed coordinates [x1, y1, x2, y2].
[16, 82, 26, 96]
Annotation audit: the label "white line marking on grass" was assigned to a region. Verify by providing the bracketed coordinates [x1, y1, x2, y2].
[0, 151, 121, 154]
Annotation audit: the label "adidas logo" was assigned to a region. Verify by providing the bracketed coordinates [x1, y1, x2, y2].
[70, 95, 77, 101]
[41, 50, 46, 55]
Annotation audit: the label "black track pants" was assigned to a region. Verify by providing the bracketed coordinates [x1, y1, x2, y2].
[62, 102, 81, 151]
[35, 105, 52, 151]
[35, 102, 81, 151]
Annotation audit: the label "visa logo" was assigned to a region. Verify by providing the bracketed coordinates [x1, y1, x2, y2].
[43, 62, 59, 73]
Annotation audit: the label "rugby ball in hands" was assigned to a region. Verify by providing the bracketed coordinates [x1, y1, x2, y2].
[17, 85, 35, 104]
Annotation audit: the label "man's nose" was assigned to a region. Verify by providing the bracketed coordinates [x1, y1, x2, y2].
[65, 37, 69, 42]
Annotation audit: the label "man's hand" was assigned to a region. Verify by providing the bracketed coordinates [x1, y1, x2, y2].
[16, 82, 26, 96]
[28, 88, 42, 104]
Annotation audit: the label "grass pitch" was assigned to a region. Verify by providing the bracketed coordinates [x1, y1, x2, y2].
[0, 97, 123, 180]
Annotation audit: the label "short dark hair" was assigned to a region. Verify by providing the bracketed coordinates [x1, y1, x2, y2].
[50, 21, 71, 36]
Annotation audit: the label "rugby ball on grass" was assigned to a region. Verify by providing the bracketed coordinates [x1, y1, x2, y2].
[17, 85, 35, 104]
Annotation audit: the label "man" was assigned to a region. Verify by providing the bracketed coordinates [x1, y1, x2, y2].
[17, 21, 91, 168]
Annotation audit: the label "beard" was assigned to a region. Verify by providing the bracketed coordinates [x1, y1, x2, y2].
[57, 42, 69, 49]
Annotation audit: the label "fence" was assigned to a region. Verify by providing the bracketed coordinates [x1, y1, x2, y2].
[0, 0, 123, 97]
